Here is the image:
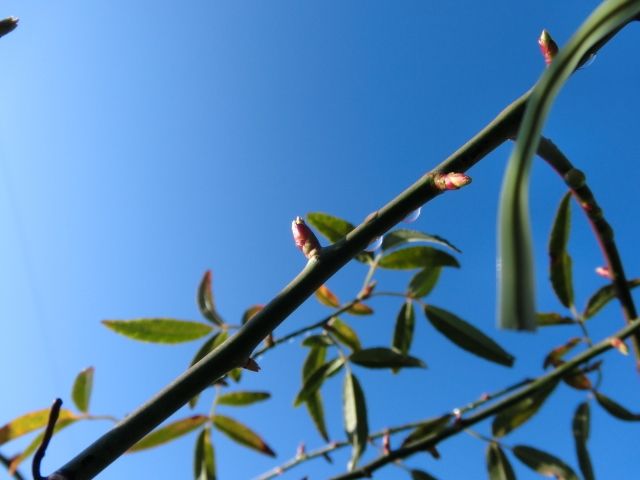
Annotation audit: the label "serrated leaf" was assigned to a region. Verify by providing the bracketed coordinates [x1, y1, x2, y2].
[294, 358, 345, 406]
[212, 415, 275, 457]
[350, 347, 426, 370]
[537, 312, 574, 327]
[408, 268, 441, 298]
[379, 246, 459, 270]
[424, 305, 514, 367]
[129, 416, 208, 452]
[595, 391, 640, 421]
[583, 279, 640, 319]
[197, 270, 224, 325]
[305, 391, 329, 442]
[217, 391, 270, 407]
[573, 402, 594, 480]
[306, 212, 354, 242]
[327, 317, 361, 351]
[382, 229, 461, 253]
[549, 192, 574, 308]
[194, 427, 216, 480]
[0, 408, 77, 446]
[401, 415, 451, 447]
[71, 367, 95, 413]
[346, 302, 374, 316]
[241, 305, 263, 325]
[513, 445, 579, 480]
[102, 318, 212, 344]
[393, 301, 415, 356]
[343, 371, 368, 471]
[316, 285, 341, 308]
[410, 469, 438, 480]
[487, 442, 516, 480]
[492, 380, 558, 437]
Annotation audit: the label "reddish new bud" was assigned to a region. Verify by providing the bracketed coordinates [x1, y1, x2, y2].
[382, 429, 391, 455]
[358, 281, 377, 300]
[434, 172, 472, 191]
[595, 266, 613, 279]
[296, 443, 306, 458]
[538, 29, 558, 67]
[292, 216, 321, 259]
[610, 337, 629, 356]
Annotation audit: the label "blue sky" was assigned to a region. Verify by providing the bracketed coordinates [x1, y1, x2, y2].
[1, 1, 639, 479]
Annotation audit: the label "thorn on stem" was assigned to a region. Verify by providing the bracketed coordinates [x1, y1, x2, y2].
[244, 357, 261, 372]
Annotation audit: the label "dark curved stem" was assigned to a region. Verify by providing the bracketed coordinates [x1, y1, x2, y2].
[32, 398, 62, 480]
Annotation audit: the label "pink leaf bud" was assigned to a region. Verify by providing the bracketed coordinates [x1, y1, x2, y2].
[538, 29, 558, 67]
[382, 429, 391, 455]
[292, 216, 321, 259]
[595, 266, 613, 279]
[610, 337, 629, 356]
[296, 443, 306, 458]
[434, 172, 472, 191]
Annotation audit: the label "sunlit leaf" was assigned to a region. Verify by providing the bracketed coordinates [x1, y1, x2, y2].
[393, 301, 415, 356]
[217, 391, 270, 407]
[548, 192, 574, 308]
[492, 380, 558, 437]
[294, 358, 345, 406]
[326, 317, 361, 351]
[0, 408, 77, 446]
[241, 305, 263, 325]
[102, 318, 212, 344]
[316, 285, 341, 308]
[594, 391, 640, 421]
[194, 427, 216, 480]
[407, 268, 441, 298]
[72, 366, 95, 413]
[129, 416, 208, 452]
[573, 402, 594, 480]
[302, 334, 333, 348]
[424, 305, 514, 367]
[537, 312, 574, 327]
[197, 270, 224, 325]
[303, 345, 326, 380]
[347, 302, 374, 316]
[306, 391, 329, 442]
[343, 371, 368, 471]
[513, 445, 579, 480]
[487, 442, 516, 480]
[583, 279, 640, 319]
[212, 415, 275, 457]
[379, 246, 459, 270]
[382, 229, 461, 253]
[410, 469, 438, 480]
[401, 415, 451, 447]
[307, 212, 354, 242]
[350, 347, 426, 370]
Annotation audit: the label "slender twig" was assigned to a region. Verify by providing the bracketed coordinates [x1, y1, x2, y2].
[0, 451, 26, 480]
[32, 398, 62, 480]
[330, 316, 640, 480]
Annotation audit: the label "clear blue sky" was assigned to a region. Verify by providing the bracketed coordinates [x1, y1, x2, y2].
[1, 1, 639, 479]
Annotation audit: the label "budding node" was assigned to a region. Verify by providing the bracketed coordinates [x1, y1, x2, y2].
[538, 29, 559, 66]
[434, 172, 472, 191]
[292, 216, 321, 259]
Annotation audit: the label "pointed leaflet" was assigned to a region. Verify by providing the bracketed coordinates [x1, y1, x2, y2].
[410, 470, 438, 480]
[343, 371, 368, 471]
[393, 300, 415, 356]
[382, 229, 461, 253]
[194, 427, 216, 480]
[424, 306, 514, 367]
[316, 285, 341, 308]
[0, 408, 77, 446]
[486, 442, 516, 480]
[307, 212, 354, 242]
[71, 366, 94, 413]
[573, 402, 594, 480]
[327, 317, 361, 351]
[513, 445, 579, 480]
[102, 318, 212, 344]
[350, 347, 426, 370]
[492, 380, 559, 437]
[594, 391, 640, 421]
[548, 192, 574, 308]
[294, 357, 345, 406]
[498, 0, 640, 331]
[217, 391, 270, 407]
[129, 416, 208, 452]
[212, 415, 275, 457]
[408, 267, 441, 298]
[197, 270, 224, 325]
[379, 246, 459, 270]
[401, 415, 451, 447]
[583, 278, 640, 319]
[537, 312, 574, 327]
[302, 334, 333, 348]
[302, 346, 330, 441]
[346, 302, 374, 316]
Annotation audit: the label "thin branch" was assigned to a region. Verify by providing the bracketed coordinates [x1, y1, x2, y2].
[32, 398, 62, 480]
[330, 316, 640, 480]
[0, 451, 26, 480]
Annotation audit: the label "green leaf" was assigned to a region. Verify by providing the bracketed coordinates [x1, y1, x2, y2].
[583, 278, 640, 319]
[393, 301, 416, 356]
[241, 305, 263, 325]
[316, 285, 341, 308]
[302, 335, 333, 348]
[424, 305, 514, 367]
[379, 246, 459, 270]
[401, 415, 451, 447]
[217, 391, 270, 407]
[350, 347, 426, 370]
[212, 415, 275, 457]
[197, 270, 224, 325]
[0, 408, 77, 446]
[71, 366, 95, 413]
[595, 391, 640, 421]
[492, 380, 558, 437]
[513, 445, 579, 480]
[487, 442, 516, 480]
[194, 427, 216, 480]
[382, 229, 461, 253]
[548, 192, 574, 308]
[303, 345, 327, 380]
[102, 318, 212, 344]
[343, 371, 368, 471]
[407, 267, 441, 298]
[327, 317, 361, 351]
[294, 357, 345, 406]
[410, 469, 438, 480]
[346, 302, 374, 316]
[305, 391, 329, 442]
[307, 212, 354, 242]
[573, 402, 594, 480]
[129, 416, 208, 452]
[536, 312, 574, 327]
